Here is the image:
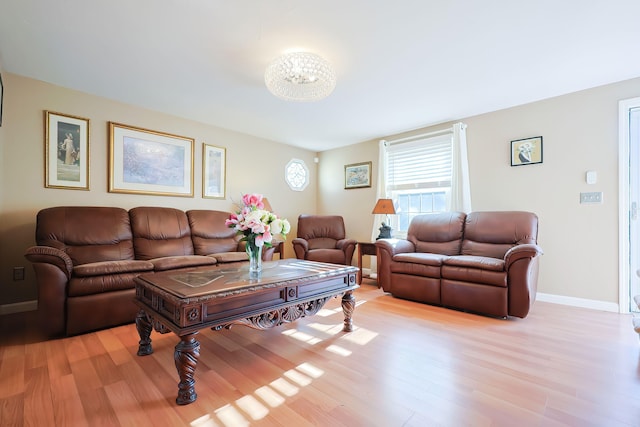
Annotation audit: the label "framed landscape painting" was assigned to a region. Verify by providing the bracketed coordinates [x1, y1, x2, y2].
[202, 143, 226, 199]
[44, 111, 90, 190]
[109, 122, 194, 197]
[344, 161, 372, 189]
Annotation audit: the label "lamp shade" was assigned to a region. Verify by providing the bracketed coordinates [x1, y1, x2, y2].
[372, 198, 396, 215]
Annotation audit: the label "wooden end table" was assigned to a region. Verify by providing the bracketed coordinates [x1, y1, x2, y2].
[357, 241, 377, 285]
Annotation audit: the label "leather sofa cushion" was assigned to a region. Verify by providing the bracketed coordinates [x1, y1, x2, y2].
[187, 210, 242, 255]
[73, 260, 154, 277]
[36, 206, 135, 265]
[306, 249, 348, 264]
[150, 255, 217, 272]
[462, 211, 538, 259]
[68, 272, 144, 297]
[210, 251, 249, 263]
[297, 215, 346, 241]
[393, 252, 448, 266]
[130, 207, 195, 260]
[407, 212, 465, 256]
[443, 255, 504, 271]
[441, 262, 507, 288]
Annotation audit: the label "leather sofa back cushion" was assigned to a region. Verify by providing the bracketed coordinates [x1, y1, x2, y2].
[407, 212, 465, 256]
[187, 210, 241, 255]
[36, 206, 135, 265]
[297, 215, 346, 241]
[462, 211, 538, 259]
[130, 207, 194, 260]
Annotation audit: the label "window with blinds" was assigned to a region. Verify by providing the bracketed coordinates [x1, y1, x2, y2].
[386, 133, 453, 233]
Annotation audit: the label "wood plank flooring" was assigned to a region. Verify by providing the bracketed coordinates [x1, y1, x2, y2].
[1, 279, 640, 426]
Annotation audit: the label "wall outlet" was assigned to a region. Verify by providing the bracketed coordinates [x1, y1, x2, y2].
[13, 267, 25, 281]
[580, 191, 603, 204]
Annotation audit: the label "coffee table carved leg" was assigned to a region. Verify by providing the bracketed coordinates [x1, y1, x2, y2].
[175, 332, 200, 405]
[135, 309, 153, 356]
[341, 290, 356, 332]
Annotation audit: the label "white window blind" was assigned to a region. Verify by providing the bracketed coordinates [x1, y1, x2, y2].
[386, 134, 453, 191]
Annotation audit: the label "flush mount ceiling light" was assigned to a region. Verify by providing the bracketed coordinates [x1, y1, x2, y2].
[264, 51, 336, 102]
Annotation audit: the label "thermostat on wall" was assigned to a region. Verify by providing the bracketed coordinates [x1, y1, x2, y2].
[586, 170, 597, 185]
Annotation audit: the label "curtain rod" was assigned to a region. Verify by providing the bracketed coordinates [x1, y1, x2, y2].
[383, 126, 454, 146]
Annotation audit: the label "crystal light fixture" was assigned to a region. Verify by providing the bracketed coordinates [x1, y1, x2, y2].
[264, 51, 336, 102]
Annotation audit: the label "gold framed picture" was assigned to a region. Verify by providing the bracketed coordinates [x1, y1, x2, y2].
[344, 161, 372, 189]
[202, 143, 226, 199]
[109, 122, 194, 197]
[45, 111, 90, 190]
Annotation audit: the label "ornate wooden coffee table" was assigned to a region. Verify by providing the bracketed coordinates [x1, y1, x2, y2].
[134, 259, 358, 405]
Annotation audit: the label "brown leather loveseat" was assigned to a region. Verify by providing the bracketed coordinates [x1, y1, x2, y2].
[24, 206, 275, 337]
[375, 211, 542, 319]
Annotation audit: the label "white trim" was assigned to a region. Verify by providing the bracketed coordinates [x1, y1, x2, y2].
[386, 127, 453, 146]
[618, 97, 640, 314]
[536, 292, 619, 313]
[0, 300, 37, 315]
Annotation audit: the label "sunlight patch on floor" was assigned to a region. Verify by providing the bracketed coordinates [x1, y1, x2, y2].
[280, 328, 323, 344]
[325, 344, 352, 356]
[191, 362, 328, 426]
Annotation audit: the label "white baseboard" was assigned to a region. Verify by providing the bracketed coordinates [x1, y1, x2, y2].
[536, 292, 619, 313]
[0, 300, 38, 315]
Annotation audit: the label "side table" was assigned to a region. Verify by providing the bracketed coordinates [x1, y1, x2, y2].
[357, 241, 377, 285]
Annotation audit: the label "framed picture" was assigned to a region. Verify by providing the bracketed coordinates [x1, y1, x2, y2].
[44, 111, 90, 190]
[109, 122, 194, 197]
[202, 143, 226, 199]
[344, 161, 372, 189]
[511, 136, 543, 166]
[0, 73, 3, 127]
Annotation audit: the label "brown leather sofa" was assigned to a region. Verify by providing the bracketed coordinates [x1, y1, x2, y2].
[375, 211, 542, 318]
[292, 215, 357, 265]
[24, 206, 274, 337]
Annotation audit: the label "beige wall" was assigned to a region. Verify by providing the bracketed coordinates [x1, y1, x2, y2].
[319, 76, 640, 307]
[0, 73, 317, 305]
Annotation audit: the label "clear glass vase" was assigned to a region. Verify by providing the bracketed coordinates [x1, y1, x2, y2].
[246, 240, 263, 277]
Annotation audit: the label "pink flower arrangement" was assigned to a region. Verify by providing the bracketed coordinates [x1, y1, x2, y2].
[225, 193, 291, 248]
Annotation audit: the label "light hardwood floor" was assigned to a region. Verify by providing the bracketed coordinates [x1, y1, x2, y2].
[1, 280, 640, 427]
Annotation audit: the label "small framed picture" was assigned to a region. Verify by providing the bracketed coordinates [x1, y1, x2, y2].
[44, 111, 90, 190]
[511, 136, 543, 166]
[202, 143, 226, 199]
[344, 161, 372, 189]
[109, 122, 194, 197]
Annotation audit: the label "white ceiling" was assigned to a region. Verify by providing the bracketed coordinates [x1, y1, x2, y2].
[2, 1, 640, 152]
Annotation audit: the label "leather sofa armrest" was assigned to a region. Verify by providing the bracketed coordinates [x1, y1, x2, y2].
[504, 243, 543, 267]
[336, 238, 357, 265]
[24, 245, 73, 279]
[292, 238, 309, 259]
[336, 238, 356, 249]
[375, 238, 416, 257]
[375, 239, 416, 291]
[24, 246, 74, 337]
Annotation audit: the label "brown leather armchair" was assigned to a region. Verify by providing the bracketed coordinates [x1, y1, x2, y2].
[292, 215, 357, 265]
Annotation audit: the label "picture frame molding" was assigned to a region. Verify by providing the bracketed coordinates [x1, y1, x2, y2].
[44, 110, 90, 190]
[510, 136, 543, 167]
[108, 122, 194, 197]
[344, 161, 372, 189]
[202, 143, 226, 199]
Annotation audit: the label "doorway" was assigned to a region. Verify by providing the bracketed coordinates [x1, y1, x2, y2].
[619, 97, 640, 313]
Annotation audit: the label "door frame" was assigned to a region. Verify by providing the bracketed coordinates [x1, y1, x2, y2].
[618, 96, 640, 314]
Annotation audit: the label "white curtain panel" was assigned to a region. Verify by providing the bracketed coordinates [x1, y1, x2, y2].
[369, 139, 389, 277]
[449, 122, 472, 213]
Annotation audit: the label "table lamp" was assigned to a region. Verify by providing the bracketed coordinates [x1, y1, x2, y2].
[372, 198, 396, 239]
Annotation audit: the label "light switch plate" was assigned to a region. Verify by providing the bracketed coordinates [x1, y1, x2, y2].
[580, 192, 603, 204]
